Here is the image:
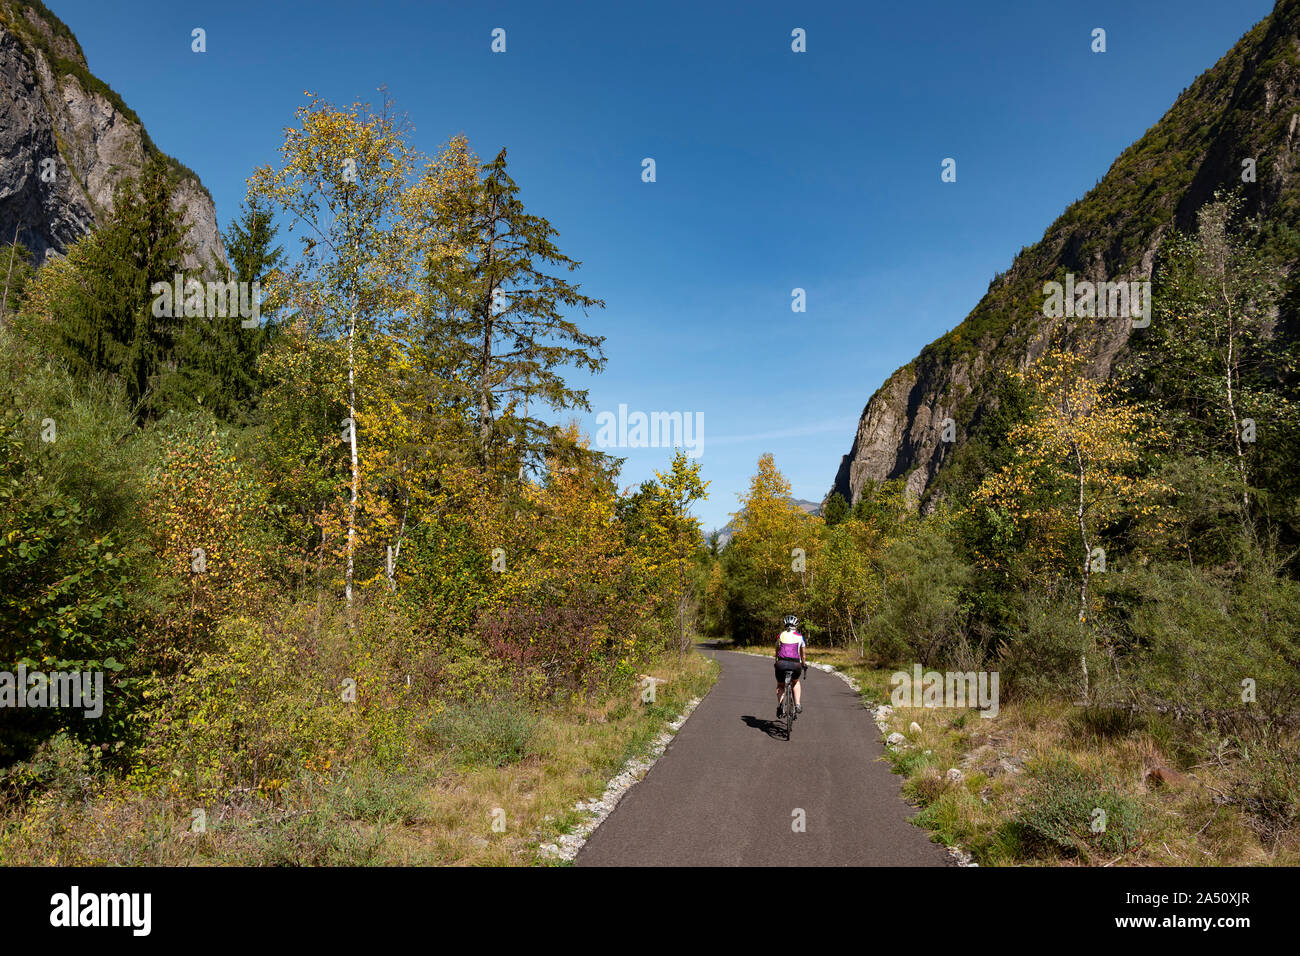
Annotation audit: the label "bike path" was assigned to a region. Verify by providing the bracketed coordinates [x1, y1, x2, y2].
[575, 648, 955, 866]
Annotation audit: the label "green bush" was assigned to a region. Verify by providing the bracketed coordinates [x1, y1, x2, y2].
[130, 613, 361, 797]
[424, 698, 540, 769]
[868, 518, 973, 666]
[0, 355, 138, 760]
[1017, 757, 1147, 859]
[1119, 554, 1300, 722]
[995, 589, 1089, 700]
[0, 732, 102, 808]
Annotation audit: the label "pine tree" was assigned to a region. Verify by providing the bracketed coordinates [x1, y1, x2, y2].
[172, 195, 284, 424]
[50, 159, 192, 423]
[822, 491, 849, 526]
[423, 148, 606, 473]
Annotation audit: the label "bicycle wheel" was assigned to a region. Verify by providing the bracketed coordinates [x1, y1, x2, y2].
[784, 672, 794, 739]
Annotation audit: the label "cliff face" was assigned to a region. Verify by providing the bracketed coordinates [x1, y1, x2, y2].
[0, 1, 224, 270]
[830, 0, 1300, 510]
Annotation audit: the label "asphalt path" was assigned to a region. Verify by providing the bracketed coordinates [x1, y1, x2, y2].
[575, 648, 955, 866]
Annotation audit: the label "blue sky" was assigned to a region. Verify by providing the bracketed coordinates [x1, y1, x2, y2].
[49, 0, 1275, 530]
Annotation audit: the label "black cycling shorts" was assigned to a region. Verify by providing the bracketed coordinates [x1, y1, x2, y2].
[774, 658, 802, 683]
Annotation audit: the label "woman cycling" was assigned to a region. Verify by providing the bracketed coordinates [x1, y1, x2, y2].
[774, 614, 806, 717]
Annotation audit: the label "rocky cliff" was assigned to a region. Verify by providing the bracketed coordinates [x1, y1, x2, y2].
[0, 1, 224, 270]
[830, 0, 1300, 510]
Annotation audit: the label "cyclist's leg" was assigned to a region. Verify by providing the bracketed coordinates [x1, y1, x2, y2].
[793, 675, 802, 709]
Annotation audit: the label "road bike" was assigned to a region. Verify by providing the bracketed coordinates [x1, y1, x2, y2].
[778, 668, 799, 739]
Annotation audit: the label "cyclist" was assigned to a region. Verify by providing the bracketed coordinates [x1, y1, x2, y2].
[774, 614, 806, 718]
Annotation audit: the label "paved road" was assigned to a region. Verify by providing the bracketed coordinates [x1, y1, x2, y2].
[576, 648, 954, 866]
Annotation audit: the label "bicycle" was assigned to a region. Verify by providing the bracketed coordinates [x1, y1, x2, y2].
[778, 668, 800, 739]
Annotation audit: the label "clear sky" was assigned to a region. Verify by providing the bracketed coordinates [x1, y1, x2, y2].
[47, 0, 1275, 531]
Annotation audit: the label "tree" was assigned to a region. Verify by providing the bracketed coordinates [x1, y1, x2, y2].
[249, 92, 417, 609]
[809, 517, 882, 656]
[648, 450, 709, 654]
[722, 454, 820, 643]
[822, 491, 849, 526]
[421, 147, 606, 473]
[207, 194, 286, 423]
[850, 478, 911, 531]
[1128, 194, 1296, 526]
[33, 159, 192, 423]
[972, 350, 1165, 624]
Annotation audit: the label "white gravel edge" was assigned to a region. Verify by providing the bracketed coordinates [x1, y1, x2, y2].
[536, 695, 703, 863]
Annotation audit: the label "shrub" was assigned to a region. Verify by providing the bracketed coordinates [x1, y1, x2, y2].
[130, 614, 360, 798]
[868, 519, 972, 666]
[424, 698, 540, 769]
[1017, 757, 1147, 860]
[479, 602, 634, 700]
[0, 733, 102, 808]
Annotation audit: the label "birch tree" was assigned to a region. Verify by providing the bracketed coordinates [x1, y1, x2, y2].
[249, 92, 417, 608]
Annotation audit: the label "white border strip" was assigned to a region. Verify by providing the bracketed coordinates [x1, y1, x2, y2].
[537, 695, 703, 862]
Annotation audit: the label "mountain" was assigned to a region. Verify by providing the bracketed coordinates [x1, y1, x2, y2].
[711, 497, 820, 548]
[829, 0, 1300, 511]
[0, 1, 225, 269]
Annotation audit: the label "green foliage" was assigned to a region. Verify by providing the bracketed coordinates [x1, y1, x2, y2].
[23, 159, 197, 424]
[821, 491, 848, 526]
[180, 194, 286, 425]
[0, 732, 102, 807]
[424, 698, 540, 769]
[1017, 757, 1147, 859]
[868, 513, 973, 666]
[1114, 550, 1300, 724]
[850, 478, 910, 532]
[424, 147, 607, 471]
[1, 242, 35, 318]
[0, 355, 136, 760]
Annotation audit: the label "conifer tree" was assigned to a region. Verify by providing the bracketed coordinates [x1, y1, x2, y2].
[422, 148, 606, 473]
[173, 195, 284, 424]
[51, 159, 192, 423]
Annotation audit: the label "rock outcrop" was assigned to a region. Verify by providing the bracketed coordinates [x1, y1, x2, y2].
[830, 0, 1300, 510]
[0, 1, 225, 270]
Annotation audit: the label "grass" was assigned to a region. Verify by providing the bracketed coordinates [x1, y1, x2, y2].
[0, 650, 719, 866]
[778, 643, 1300, 867]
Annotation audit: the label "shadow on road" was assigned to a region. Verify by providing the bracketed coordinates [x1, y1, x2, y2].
[740, 714, 789, 741]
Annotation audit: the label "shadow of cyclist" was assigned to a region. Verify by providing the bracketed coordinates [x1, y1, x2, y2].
[740, 715, 788, 740]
